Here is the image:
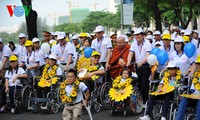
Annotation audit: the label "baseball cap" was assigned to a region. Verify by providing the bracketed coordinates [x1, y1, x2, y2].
[57, 32, 66, 40]
[195, 55, 200, 63]
[155, 41, 161, 46]
[72, 35, 79, 40]
[25, 40, 33, 46]
[193, 30, 199, 35]
[183, 36, 190, 42]
[184, 29, 192, 36]
[94, 25, 104, 33]
[49, 54, 58, 60]
[166, 61, 177, 68]
[174, 36, 184, 43]
[79, 33, 88, 37]
[19, 33, 26, 38]
[32, 37, 40, 43]
[91, 51, 101, 57]
[54, 31, 60, 36]
[9, 55, 18, 61]
[134, 28, 143, 35]
[146, 35, 153, 40]
[153, 31, 161, 35]
[162, 34, 171, 40]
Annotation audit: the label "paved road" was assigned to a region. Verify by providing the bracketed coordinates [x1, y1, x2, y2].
[0, 108, 143, 120]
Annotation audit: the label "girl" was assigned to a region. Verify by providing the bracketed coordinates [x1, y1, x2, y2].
[139, 61, 181, 120]
[0, 55, 27, 113]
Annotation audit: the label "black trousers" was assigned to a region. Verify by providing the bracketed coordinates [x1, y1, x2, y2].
[146, 92, 174, 117]
[36, 86, 50, 98]
[136, 63, 151, 103]
[0, 86, 22, 108]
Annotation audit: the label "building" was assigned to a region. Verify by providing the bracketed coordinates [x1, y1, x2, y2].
[71, 8, 90, 23]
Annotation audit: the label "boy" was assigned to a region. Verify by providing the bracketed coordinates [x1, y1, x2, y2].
[62, 69, 90, 120]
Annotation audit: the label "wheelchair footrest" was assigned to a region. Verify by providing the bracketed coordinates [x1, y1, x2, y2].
[30, 98, 48, 102]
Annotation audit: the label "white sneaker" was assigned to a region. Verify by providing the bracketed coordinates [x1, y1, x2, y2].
[139, 115, 150, 120]
[11, 108, 15, 114]
[161, 116, 166, 120]
[0, 106, 5, 112]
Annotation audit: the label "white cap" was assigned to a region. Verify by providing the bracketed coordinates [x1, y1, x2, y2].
[166, 61, 177, 68]
[49, 54, 57, 60]
[50, 32, 54, 36]
[162, 30, 170, 35]
[180, 29, 185, 33]
[54, 31, 60, 36]
[174, 36, 184, 43]
[146, 35, 153, 40]
[134, 28, 143, 35]
[0, 38, 2, 42]
[19, 33, 26, 38]
[32, 37, 40, 43]
[94, 25, 104, 33]
[193, 30, 199, 34]
[155, 41, 161, 46]
[57, 32, 66, 40]
[184, 29, 192, 36]
[153, 31, 161, 35]
[72, 35, 79, 40]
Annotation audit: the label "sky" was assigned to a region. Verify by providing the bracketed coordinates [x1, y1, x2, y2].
[0, 0, 110, 33]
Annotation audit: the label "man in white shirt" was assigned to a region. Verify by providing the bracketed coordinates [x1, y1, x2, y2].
[126, 28, 152, 103]
[91, 25, 112, 69]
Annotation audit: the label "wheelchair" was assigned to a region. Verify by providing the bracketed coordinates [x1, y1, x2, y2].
[27, 76, 62, 113]
[89, 80, 111, 113]
[110, 76, 143, 117]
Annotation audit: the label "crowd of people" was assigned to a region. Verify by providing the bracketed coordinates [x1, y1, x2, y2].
[0, 25, 200, 120]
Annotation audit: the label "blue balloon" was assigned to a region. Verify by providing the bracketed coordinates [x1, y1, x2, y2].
[184, 43, 196, 58]
[157, 50, 168, 66]
[151, 48, 160, 56]
[84, 47, 93, 58]
[14, 6, 24, 17]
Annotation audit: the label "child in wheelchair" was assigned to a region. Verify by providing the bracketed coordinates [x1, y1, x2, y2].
[175, 55, 200, 120]
[31, 54, 62, 111]
[0, 55, 27, 113]
[109, 68, 134, 115]
[139, 61, 182, 120]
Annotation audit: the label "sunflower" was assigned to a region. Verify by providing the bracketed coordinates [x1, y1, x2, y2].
[126, 78, 132, 83]
[71, 91, 77, 97]
[176, 70, 181, 75]
[118, 84, 122, 88]
[93, 66, 97, 71]
[192, 78, 198, 84]
[164, 72, 170, 77]
[163, 81, 169, 86]
[49, 73, 54, 77]
[53, 65, 58, 69]
[61, 95, 67, 102]
[195, 83, 200, 90]
[112, 83, 118, 88]
[45, 64, 50, 68]
[43, 68, 48, 72]
[163, 77, 168, 82]
[176, 75, 181, 80]
[114, 79, 120, 83]
[60, 83, 66, 89]
[124, 82, 129, 87]
[52, 77, 58, 84]
[44, 74, 49, 79]
[67, 98, 72, 103]
[89, 67, 93, 72]
[76, 56, 90, 70]
[74, 80, 80, 85]
[195, 72, 200, 77]
[60, 90, 65, 95]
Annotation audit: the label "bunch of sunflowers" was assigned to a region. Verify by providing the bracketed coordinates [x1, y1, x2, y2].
[59, 79, 80, 104]
[109, 76, 133, 102]
[192, 69, 200, 90]
[38, 64, 58, 87]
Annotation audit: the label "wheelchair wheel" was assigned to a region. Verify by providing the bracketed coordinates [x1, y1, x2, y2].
[129, 87, 143, 114]
[21, 85, 32, 110]
[55, 87, 62, 107]
[100, 82, 111, 109]
[94, 103, 101, 113]
[51, 104, 59, 114]
[152, 104, 162, 120]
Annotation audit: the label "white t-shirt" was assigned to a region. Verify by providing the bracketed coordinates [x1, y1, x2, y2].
[65, 82, 88, 104]
[191, 39, 199, 49]
[0, 45, 12, 68]
[34, 48, 46, 67]
[14, 44, 26, 64]
[91, 36, 112, 62]
[21, 51, 39, 68]
[5, 67, 26, 87]
[53, 42, 74, 64]
[130, 39, 152, 63]
[171, 51, 192, 75]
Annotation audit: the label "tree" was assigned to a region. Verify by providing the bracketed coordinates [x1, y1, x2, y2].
[54, 23, 81, 33]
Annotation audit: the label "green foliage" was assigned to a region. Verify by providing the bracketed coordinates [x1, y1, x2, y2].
[53, 23, 81, 33]
[0, 32, 18, 44]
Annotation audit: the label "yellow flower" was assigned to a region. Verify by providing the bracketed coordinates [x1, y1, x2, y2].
[93, 66, 97, 70]
[91, 75, 96, 80]
[195, 83, 200, 90]
[71, 91, 77, 97]
[52, 77, 58, 84]
[164, 72, 170, 77]
[112, 83, 118, 88]
[116, 76, 122, 80]
[194, 72, 200, 77]
[64, 79, 69, 84]
[193, 78, 198, 84]
[126, 78, 132, 83]
[53, 65, 58, 69]
[60, 83, 66, 89]
[176, 75, 181, 80]
[113, 79, 120, 83]
[124, 82, 129, 87]
[44, 74, 49, 79]
[60, 90, 65, 95]
[118, 84, 122, 88]
[45, 64, 50, 68]
[51, 70, 56, 74]
[163, 77, 168, 82]
[89, 67, 93, 71]
[67, 98, 72, 103]
[176, 70, 181, 75]
[61, 95, 67, 102]
[164, 81, 169, 86]
[43, 68, 48, 72]
[49, 72, 54, 77]
[74, 80, 80, 85]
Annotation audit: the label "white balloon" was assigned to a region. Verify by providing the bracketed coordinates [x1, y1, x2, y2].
[41, 43, 50, 54]
[147, 54, 157, 65]
[0, 61, 2, 70]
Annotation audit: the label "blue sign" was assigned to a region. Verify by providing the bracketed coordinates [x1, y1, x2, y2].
[123, 0, 133, 4]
